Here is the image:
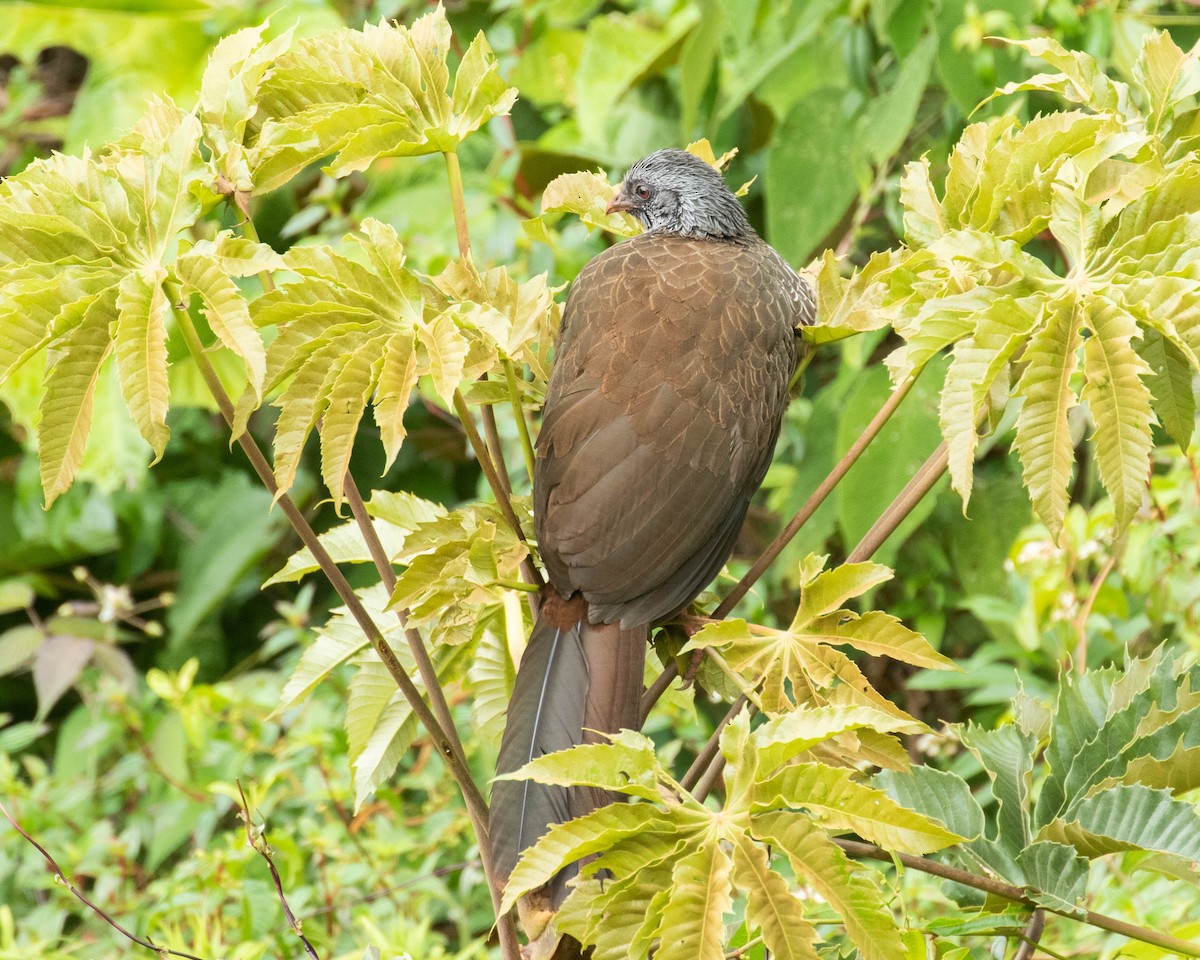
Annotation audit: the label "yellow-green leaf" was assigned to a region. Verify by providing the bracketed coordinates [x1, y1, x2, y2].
[654, 840, 733, 960]
[732, 835, 820, 960]
[1081, 296, 1155, 530]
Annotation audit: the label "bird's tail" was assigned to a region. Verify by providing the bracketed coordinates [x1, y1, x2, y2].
[490, 599, 646, 906]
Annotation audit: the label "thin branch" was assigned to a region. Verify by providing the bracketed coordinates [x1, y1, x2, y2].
[174, 304, 499, 892]
[836, 839, 1200, 959]
[342, 472, 474, 792]
[0, 799, 208, 960]
[503, 358, 537, 483]
[236, 781, 320, 960]
[454, 388, 544, 593]
[444, 150, 472, 263]
[482, 401, 513, 496]
[845, 440, 949, 563]
[1014, 909, 1046, 960]
[714, 371, 921, 618]
[1072, 551, 1118, 674]
[682, 695, 748, 794]
[640, 660, 679, 723]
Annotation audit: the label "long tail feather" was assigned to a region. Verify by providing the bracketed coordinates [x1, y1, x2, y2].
[490, 608, 646, 905]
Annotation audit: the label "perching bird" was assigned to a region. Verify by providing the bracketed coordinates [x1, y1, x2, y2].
[490, 148, 814, 907]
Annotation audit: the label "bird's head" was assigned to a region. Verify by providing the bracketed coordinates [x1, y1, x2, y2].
[605, 148, 755, 242]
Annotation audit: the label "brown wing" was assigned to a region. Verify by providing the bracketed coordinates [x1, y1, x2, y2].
[535, 232, 811, 627]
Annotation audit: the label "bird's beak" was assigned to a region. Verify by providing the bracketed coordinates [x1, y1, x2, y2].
[605, 185, 635, 217]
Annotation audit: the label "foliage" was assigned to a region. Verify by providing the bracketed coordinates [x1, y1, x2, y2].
[2, 2, 1200, 960]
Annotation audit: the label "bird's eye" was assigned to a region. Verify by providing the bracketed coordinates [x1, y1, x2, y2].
[634, 184, 652, 200]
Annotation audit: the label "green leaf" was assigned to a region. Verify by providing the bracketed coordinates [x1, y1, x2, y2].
[1039, 784, 1200, 862]
[1137, 324, 1196, 450]
[732, 835, 820, 960]
[753, 705, 921, 775]
[495, 731, 665, 802]
[538, 170, 641, 237]
[1013, 297, 1080, 537]
[767, 85, 861, 265]
[1081, 297, 1155, 530]
[501, 803, 680, 912]
[876, 766, 984, 842]
[277, 627, 370, 714]
[795, 560, 892, 621]
[960, 723, 1035, 853]
[990, 37, 1135, 118]
[654, 840, 733, 960]
[1015, 841, 1088, 914]
[251, 9, 516, 190]
[754, 811, 906, 960]
[38, 294, 117, 504]
[754, 762, 962, 854]
[114, 265, 171, 460]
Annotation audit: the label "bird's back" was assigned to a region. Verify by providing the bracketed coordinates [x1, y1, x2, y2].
[535, 231, 811, 627]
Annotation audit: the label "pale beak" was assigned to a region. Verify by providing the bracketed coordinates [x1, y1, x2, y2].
[605, 186, 635, 217]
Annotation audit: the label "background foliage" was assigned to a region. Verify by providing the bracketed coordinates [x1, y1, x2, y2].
[3, 1, 1200, 958]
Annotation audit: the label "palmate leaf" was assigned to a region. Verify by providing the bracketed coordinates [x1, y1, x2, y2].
[732, 836, 820, 960]
[653, 840, 734, 960]
[1040, 784, 1200, 862]
[558, 872, 672, 960]
[493, 731, 665, 802]
[249, 220, 557, 506]
[805, 249, 902, 345]
[752, 811, 906, 960]
[248, 7, 516, 192]
[386, 499, 530, 646]
[686, 558, 951, 717]
[0, 99, 208, 501]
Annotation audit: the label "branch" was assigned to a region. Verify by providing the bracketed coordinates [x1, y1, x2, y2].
[714, 372, 922, 618]
[173, 306, 494, 875]
[236, 781, 320, 960]
[1014, 909, 1046, 960]
[0, 799, 208, 960]
[836, 839, 1200, 959]
[845, 440, 949, 563]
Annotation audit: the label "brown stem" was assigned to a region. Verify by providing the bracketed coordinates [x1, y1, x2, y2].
[175, 305, 518, 954]
[714, 372, 921, 618]
[640, 661, 680, 724]
[836, 839, 1200, 958]
[236, 782, 320, 960]
[682, 695, 748, 795]
[342, 472, 474, 792]
[1072, 551, 1118, 674]
[481, 401, 512, 497]
[0, 799, 208, 960]
[1014, 909, 1046, 960]
[844, 441, 948, 563]
[453, 389, 544, 595]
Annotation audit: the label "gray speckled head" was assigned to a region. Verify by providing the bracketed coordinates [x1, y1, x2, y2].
[608, 148, 755, 242]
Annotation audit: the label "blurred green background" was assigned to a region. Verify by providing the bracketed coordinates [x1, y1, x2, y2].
[2, 1, 1200, 958]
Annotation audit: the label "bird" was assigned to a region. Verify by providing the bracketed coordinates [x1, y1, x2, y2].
[489, 147, 814, 911]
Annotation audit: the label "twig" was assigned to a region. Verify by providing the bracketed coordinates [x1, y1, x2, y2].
[714, 372, 921, 618]
[640, 375, 924, 724]
[681, 695, 748, 794]
[725, 934, 764, 958]
[1072, 552, 1118, 674]
[173, 304, 499, 903]
[836, 839, 1200, 958]
[0, 799, 208, 960]
[1014, 909, 1046, 960]
[844, 441, 949, 563]
[503, 358, 537, 483]
[236, 781, 320, 960]
[453, 389, 544, 592]
[342, 472, 475, 797]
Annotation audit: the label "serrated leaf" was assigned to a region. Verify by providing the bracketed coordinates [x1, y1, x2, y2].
[276, 628, 370, 714]
[1137, 325, 1196, 449]
[654, 840, 733, 960]
[1039, 784, 1200, 861]
[174, 237, 273, 400]
[538, 171, 641, 236]
[754, 810, 906, 960]
[115, 265, 171, 459]
[732, 835, 820, 960]
[501, 803, 680, 912]
[1081, 296, 1155, 529]
[39, 295, 117, 504]
[754, 763, 962, 854]
[795, 560, 892, 622]
[320, 348, 382, 507]
[1015, 841, 1088, 914]
[495, 731, 665, 802]
[1013, 297, 1080, 537]
[753, 705, 921, 775]
[960, 723, 1035, 853]
[990, 38, 1135, 118]
[250, 10, 516, 190]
